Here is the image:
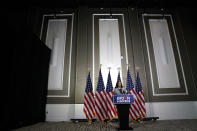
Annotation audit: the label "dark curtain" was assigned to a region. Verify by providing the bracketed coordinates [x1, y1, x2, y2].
[2, 8, 51, 130]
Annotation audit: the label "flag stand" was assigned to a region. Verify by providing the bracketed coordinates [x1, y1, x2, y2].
[70, 117, 159, 123]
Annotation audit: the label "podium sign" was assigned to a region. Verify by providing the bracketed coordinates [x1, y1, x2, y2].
[113, 94, 134, 104]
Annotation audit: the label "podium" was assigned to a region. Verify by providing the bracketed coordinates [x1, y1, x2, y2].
[113, 94, 134, 130]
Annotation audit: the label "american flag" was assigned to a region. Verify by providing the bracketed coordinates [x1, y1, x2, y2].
[126, 69, 141, 121]
[114, 71, 122, 118]
[135, 72, 146, 119]
[106, 71, 117, 120]
[117, 71, 121, 82]
[83, 72, 95, 121]
[95, 69, 107, 122]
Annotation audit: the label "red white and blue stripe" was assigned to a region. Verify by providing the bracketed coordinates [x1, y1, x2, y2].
[83, 72, 95, 121]
[135, 72, 146, 119]
[106, 71, 117, 120]
[126, 69, 141, 120]
[95, 69, 107, 122]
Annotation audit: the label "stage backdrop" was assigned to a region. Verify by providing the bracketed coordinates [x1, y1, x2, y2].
[38, 7, 197, 122]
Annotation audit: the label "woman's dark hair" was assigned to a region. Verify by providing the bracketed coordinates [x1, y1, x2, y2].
[115, 80, 123, 88]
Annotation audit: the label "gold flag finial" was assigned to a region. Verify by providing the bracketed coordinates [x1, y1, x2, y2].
[107, 67, 111, 71]
[99, 64, 102, 70]
[117, 67, 121, 73]
[88, 68, 91, 75]
[127, 64, 131, 70]
[136, 67, 140, 72]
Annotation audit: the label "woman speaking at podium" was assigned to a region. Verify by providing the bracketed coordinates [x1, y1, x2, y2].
[114, 80, 127, 95]
[113, 80, 133, 130]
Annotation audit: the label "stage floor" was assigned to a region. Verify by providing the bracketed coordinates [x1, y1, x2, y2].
[14, 119, 197, 131]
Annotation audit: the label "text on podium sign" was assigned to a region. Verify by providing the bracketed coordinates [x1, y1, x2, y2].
[113, 94, 134, 104]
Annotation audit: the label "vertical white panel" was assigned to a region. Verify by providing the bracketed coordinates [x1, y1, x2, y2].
[149, 19, 180, 88]
[46, 104, 75, 121]
[46, 19, 67, 90]
[99, 19, 122, 86]
[146, 101, 197, 120]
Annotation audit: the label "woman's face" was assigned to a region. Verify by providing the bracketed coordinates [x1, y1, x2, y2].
[118, 81, 121, 87]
